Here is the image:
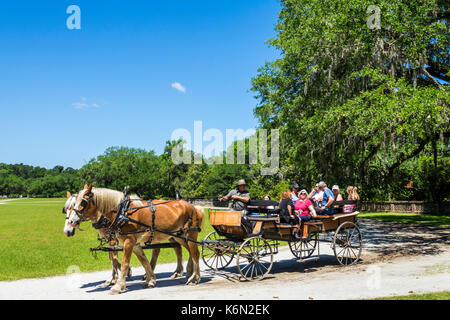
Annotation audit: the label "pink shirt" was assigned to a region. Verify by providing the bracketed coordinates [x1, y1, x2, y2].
[294, 199, 313, 216]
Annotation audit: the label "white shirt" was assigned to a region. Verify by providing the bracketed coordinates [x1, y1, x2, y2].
[313, 191, 324, 202]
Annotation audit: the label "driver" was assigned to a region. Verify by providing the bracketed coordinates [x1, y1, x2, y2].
[218, 179, 251, 212]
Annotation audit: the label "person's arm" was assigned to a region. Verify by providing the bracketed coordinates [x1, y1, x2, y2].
[288, 204, 295, 219]
[218, 190, 233, 201]
[324, 191, 335, 209]
[309, 205, 317, 217]
[231, 195, 250, 203]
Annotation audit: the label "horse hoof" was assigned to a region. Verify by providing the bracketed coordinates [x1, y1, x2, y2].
[109, 284, 126, 295]
[170, 272, 182, 279]
[143, 282, 156, 289]
[98, 281, 113, 288]
[185, 275, 200, 285]
[127, 269, 133, 279]
[109, 288, 121, 295]
[142, 275, 147, 281]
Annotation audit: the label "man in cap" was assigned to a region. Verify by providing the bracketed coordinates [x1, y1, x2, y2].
[218, 179, 251, 211]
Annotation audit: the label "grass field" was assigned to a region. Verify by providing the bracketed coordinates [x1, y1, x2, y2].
[0, 198, 214, 281]
[359, 212, 450, 226]
[372, 291, 450, 300]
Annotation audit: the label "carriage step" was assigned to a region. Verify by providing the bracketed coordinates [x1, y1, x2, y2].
[297, 257, 320, 263]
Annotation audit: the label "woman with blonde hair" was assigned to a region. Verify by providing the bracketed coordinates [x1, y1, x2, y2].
[344, 186, 360, 213]
[346, 186, 360, 201]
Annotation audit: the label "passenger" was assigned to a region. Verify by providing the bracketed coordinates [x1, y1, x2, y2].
[279, 190, 300, 238]
[315, 181, 335, 215]
[263, 195, 275, 210]
[291, 183, 300, 205]
[332, 185, 343, 202]
[294, 189, 317, 226]
[308, 183, 323, 207]
[344, 186, 359, 213]
[332, 185, 343, 213]
[352, 187, 360, 201]
[218, 179, 250, 212]
[346, 186, 354, 200]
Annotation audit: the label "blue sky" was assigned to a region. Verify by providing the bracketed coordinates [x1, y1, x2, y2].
[0, 1, 280, 169]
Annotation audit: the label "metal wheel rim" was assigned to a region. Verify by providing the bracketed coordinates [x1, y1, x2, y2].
[236, 237, 273, 281]
[289, 233, 318, 259]
[201, 231, 234, 270]
[333, 222, 362, 266]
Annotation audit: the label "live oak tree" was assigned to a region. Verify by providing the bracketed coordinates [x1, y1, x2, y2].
[251, 0, 449, 201]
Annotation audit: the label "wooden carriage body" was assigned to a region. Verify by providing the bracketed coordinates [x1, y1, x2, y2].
[209, 210, 359, 242]
[201, 200, 363, 280]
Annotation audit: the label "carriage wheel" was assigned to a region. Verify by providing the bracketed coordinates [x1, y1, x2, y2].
[333, 222, 362, 266]
[201, 231, 234, 270]
[236, 236, 273, 281]
[289, 233, 318, 260]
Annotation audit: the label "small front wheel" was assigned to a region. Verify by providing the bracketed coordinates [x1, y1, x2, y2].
[201, 231, 234, 270]
[236, 236, 273, 281]
[289, 233, 318, 260]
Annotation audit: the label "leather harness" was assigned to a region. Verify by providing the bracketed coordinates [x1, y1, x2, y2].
[92, 194, 201, 246]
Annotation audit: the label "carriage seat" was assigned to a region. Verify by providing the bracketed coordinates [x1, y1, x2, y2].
[276, 222, 300, 229]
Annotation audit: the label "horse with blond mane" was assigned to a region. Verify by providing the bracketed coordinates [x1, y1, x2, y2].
[63, 191, 134, 286]
[68, 185, 204, 294]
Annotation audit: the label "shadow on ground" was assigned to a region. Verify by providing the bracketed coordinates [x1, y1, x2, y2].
[358, 219, 450, 257]
[81, 271, 214, 293]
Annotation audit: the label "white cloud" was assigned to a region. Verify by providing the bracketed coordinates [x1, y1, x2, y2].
[72, 102, 89, 109]
[72, 98, 101, 109]
[171, 82, 186, 93]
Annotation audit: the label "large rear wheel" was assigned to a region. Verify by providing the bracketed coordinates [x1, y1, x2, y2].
[236, 236, 273, 281]
[333, 222, 362, 266]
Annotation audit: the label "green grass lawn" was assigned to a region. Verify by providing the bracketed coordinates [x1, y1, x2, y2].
[372, 291, 450, 300]
[0, 198, 214, 281]
[359, 212, 450, 227]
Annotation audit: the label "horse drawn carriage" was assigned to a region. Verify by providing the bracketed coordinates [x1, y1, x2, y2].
[200, 200, 362, 281]
[81, 190, 362, 284]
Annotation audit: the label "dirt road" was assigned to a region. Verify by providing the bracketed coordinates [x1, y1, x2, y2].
[1, 219, 449, 300]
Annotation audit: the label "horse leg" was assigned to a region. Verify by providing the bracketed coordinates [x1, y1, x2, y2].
[150, 248, 160, 271]
[172, 237, 191, 279]
[99, 251, 120, 287]
[110, 238, 135, 295]
[169, 238, 184, 278]
[133, 245, 156, 288]
[185, 232, 201, 285]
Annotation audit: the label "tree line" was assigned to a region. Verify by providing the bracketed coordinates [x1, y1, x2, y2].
[0, 138, 448, 202]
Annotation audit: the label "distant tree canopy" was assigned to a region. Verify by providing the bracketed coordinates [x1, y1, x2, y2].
[0, 163, 82, 197]
[250, 0, 449, 201]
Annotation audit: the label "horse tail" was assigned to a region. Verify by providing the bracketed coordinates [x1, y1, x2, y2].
[193, 205, 205, 231]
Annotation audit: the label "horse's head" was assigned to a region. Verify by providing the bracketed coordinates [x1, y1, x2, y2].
[69, 184, 97, 229]
[63, 191, 77, 237]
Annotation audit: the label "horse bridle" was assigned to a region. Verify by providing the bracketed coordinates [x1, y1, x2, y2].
[73, 192, 94, 219]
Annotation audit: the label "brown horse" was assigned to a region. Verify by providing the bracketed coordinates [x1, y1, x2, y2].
[65, 190, 185, 286]
[68, 185, 204, 294]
